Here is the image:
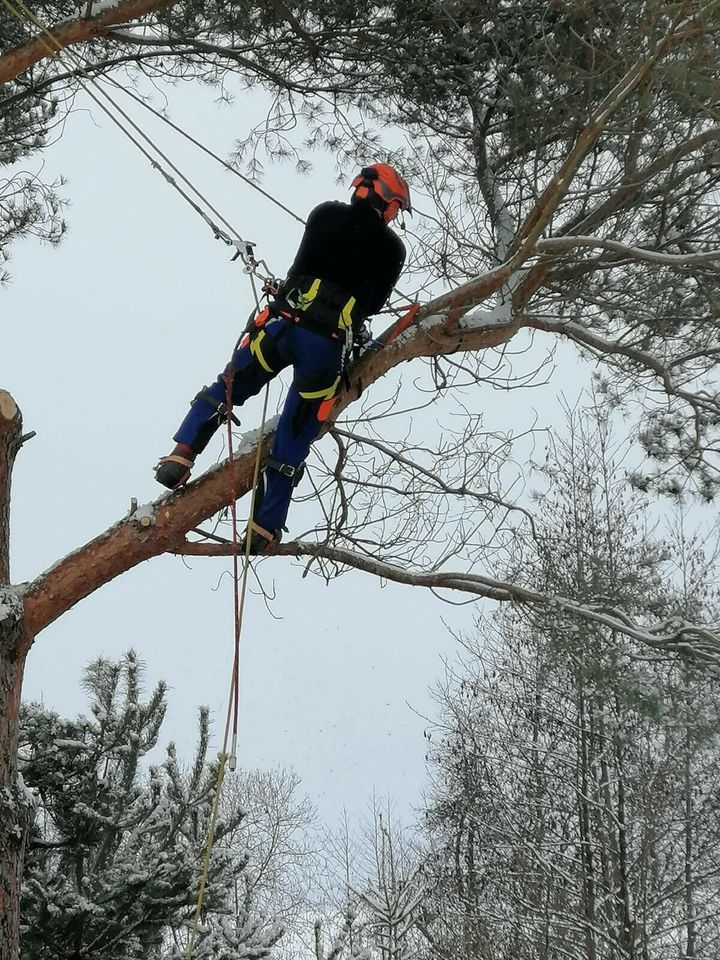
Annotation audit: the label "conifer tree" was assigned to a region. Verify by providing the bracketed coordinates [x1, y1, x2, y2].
[18, 650, 284, 960]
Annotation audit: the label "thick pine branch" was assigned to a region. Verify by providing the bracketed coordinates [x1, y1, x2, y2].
[22, 303, 520, 637]
[0, 0, 182, 84]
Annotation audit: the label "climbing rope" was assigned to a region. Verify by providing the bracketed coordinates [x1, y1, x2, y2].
[103, 78, 307, 227]
[184, 366, 270, 959]
[183, 267, 270, 957]
[0, 0, 270, 273]
[1, 0, 422, 315]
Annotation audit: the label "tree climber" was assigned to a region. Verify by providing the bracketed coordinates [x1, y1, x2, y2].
[155, 163, 410, 554]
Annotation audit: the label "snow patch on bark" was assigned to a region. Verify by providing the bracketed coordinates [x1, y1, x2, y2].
[85, 0, 126, 15]
[203, 416, 282, 471]
[393, 314, 445, 347]
[234, 415, 281, 456]
[132, 502, 156, 525]
[459, 301, 513, 330]
[0, 586, 22, 624]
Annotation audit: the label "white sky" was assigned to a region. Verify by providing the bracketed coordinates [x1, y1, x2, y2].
[3, 76, 589, 825]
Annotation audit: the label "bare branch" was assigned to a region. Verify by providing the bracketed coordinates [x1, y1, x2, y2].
[537, 235, 720, 267]
[173, 539, 720, 665]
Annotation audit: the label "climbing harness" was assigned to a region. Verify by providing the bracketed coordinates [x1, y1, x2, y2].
[284, 275, 360, 338]
[192, 389, 241, 428]
[265, 456, 306, 485]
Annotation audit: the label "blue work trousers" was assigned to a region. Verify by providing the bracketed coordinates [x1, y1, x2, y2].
[174, 317, 343, 533]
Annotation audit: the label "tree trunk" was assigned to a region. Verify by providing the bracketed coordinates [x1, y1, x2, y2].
[684, 728, 696, 958]
[0, 392, 35, 960]
[613, 728, 636, 959]
[576, 677, 598, 960]
[0, 613, 32, 960]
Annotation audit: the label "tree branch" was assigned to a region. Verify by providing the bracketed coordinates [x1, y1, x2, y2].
[536, 235, 720, 267]
[21, 307, 518, 638]
[172, 539, 720, 665]
[526, 317, 720, 419]
[0, 0, 183, 84]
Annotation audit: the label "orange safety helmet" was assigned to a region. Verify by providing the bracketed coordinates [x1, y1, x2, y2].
[351, 163, 412, 223]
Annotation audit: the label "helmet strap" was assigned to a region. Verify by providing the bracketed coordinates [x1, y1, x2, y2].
[353, 188, 387, 218]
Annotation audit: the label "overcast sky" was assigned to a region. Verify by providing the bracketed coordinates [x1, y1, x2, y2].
[4, 76, 589, 826]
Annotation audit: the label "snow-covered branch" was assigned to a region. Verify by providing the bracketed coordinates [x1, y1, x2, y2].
[173, 539, 720, 666]
[527, 317, 720, 419]
[537, 235, 720, 266]
[0, 0, 182, 84]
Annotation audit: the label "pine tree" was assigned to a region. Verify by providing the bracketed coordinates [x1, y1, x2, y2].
[18, 650, 283, 960]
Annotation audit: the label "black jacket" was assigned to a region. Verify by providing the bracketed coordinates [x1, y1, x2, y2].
[281, 199, 406, 325]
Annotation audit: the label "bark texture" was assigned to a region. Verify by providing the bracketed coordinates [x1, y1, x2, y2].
[0, 0, 182, 84]
[0, 391, 19, 585]
[0, 393, 33, 960]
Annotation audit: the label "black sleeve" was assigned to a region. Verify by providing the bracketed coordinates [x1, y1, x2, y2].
[363, 234, 406, 317]
[279, 203, 334, 293]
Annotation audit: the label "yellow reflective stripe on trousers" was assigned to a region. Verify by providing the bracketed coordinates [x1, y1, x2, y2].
[338, 296, 356, 331]
[299, 376, 341, 400]
[250, 331, 273, 373]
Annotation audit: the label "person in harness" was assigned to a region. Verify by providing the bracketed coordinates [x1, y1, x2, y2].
[155, 162, 410, 553]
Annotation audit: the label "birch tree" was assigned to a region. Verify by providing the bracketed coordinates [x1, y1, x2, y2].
[420, 412, 720, 960]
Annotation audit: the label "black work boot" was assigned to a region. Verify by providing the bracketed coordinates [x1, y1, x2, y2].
[242, 523, 282, 555]
[155, 443, 195, 489]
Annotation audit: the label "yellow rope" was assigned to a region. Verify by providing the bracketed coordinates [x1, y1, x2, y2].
[0, 0, 59, 58]
[184, 379, 271, 958]
[2, 0, 57, 60]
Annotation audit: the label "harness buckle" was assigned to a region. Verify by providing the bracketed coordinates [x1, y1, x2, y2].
[266, 457, 306, 486]
[263, 278, 281, 298]
[193, 390, 241, 426]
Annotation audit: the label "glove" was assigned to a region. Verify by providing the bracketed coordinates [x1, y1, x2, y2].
[353, 321, 382, 359]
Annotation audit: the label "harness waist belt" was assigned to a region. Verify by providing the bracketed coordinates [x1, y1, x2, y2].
[283, 275, 362, 337]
